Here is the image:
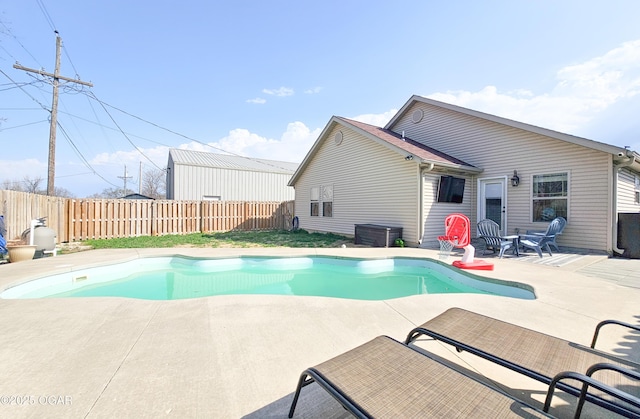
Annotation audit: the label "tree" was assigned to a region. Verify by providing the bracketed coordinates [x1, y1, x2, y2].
[1, 176, 44, 193]
[0, 176, 74, 197]
[53, 186, 75, 198]
[22, 176, 44, 194]
[141, 168, 166, 199]
[87, 187, 135, 199]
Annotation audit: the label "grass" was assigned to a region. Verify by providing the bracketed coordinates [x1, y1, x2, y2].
[81, 229, 352, 249]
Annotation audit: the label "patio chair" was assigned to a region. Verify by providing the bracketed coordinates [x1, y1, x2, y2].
[405, 307, 640, 418]
[289, 335, 639, 418]
[289, 335, 555, 418]
[519, 217, 566, 257]
[525, 217, 567, 252]
[477, 219, 513, 258]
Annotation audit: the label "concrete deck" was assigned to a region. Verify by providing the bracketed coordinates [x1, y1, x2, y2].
[0, 248, 638, 418]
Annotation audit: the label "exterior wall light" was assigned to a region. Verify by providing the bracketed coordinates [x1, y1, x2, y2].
[405, 155, 414, 161]
[511, 170, 520, 187]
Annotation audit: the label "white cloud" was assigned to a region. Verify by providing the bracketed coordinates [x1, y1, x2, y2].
[246, 97, 266, 104]
[304, 87, 323, 94]
[171, 122, 320, 163]
[426, 40, 640, 141]
[203, 123, 320, 162]
[262, 87, 294, 97]
[77, 39, 640, 195]
[90, 146, 170, 170]
[351, 109, 398, 127]
[0, 158, 46, 183]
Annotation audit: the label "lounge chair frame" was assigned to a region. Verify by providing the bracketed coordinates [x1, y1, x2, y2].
[289, 367, 369, 419]
[405, 308, 640, 418]
[289, 335, 552, 418]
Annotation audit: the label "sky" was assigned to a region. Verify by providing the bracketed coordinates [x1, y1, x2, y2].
[1, 0, 640, 198]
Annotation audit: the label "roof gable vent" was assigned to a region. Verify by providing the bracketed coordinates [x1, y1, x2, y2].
[412, 109, 424, 123]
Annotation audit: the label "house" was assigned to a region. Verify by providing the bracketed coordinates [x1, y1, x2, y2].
[288, 95, 640, 255]
[120, 193, 154, 200]
[166, 149, 298, 201]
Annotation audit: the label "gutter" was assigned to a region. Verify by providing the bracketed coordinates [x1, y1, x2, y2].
[418, 163, 435, 245]
[612, 151, 636, 255]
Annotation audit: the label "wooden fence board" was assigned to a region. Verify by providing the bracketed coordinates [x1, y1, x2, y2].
[1, 191, 293, 243]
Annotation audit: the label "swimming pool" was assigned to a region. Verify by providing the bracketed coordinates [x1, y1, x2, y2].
[0, 256, 535, 301]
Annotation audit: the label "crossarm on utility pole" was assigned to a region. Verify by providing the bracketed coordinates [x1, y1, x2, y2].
[12, 64, 93, 87]
[12, 35, 93, 196]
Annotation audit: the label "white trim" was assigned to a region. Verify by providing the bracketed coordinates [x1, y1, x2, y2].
[529, 170, 570, 223]
[477, 176, 508, 234]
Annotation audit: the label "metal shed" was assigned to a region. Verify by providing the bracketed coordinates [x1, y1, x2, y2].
[166, 149, 298, 201]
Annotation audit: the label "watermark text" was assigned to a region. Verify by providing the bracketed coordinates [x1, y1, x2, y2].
[0, 395, 72, 406]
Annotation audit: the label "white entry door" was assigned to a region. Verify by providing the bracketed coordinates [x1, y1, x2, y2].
[478, 178, 507, 233]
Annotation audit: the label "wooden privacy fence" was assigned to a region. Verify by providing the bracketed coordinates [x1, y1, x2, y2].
[1, 190, 294, 243]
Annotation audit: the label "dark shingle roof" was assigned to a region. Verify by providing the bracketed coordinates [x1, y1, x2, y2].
[338, 117, 477, 168]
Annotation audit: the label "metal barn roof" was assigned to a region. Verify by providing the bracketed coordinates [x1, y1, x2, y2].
[169, 149, 299, 174]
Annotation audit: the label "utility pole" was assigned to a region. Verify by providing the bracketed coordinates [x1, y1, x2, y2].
[139, 161, 143, 194]
[13, 32, 93, 196]
[118, 165, 133, 195]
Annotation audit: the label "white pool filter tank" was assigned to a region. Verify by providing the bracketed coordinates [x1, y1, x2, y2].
[31, 227, 56, 251]
[26, 219, 57, 257]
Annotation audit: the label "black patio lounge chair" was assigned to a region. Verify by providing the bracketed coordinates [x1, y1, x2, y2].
[405, 308, 640, 418]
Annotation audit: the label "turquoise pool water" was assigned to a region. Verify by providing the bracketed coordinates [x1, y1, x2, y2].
[0, 256, 536, 301]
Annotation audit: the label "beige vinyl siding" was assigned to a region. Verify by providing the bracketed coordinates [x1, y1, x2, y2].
[171, 165, 294, 201]
[392, 102, 612, 251]
[420, 173, 473, 248]
[294, 125, 420, 245]
[618, 168, 640, 212]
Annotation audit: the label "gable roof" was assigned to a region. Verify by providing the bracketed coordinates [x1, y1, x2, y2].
[387, 95, 639, 162]
[338, 117, 478, 168]
[169, 149, 298, 174]
[288, 116, 480, 186]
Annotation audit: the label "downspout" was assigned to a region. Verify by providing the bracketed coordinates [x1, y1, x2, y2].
[418, 163, 435, 245]
[612, 152, 636, 255]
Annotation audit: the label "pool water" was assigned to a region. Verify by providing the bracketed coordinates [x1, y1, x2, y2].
[1, 256, 535, 301]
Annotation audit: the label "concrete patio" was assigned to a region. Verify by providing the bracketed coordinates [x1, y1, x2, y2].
[0, 247, 638, 418]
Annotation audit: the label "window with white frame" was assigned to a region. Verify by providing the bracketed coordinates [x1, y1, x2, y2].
[635, 174, 640, 204]
[532, 172, 568, 222]
[310, 187, 319, 216]
[310, 185, 333, 217]
[322, 185, 333, 217]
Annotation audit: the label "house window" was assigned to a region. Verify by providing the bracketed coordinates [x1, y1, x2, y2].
[532, 172, 568, 222]
[310, 185, 333, 217]
[322, 185, 333, 217]
[310, 187, 319, 216]
[635, 175, 640, 204]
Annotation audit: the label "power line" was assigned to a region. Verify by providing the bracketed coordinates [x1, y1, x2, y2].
[58, 123, 119, 187]
[86, 94, 296, 172]
[35, 0, 57, 33]
[0, 22, 44, 68]
[0, 68, 50, 110]
[13, 34, 93, 196]
[56, 121, 119, 188]
[0, 120, 49, 131]
[86, 91, 163, 171]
